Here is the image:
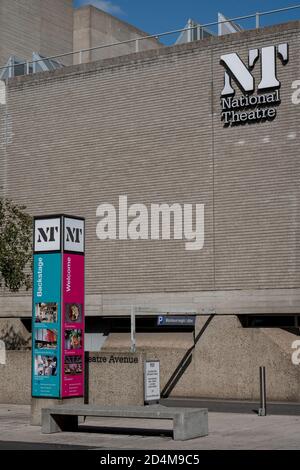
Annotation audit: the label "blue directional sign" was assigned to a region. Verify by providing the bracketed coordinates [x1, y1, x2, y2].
[157, 315, 195, 326]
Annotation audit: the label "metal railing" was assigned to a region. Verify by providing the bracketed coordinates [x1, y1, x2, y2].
[0, 4, 299, 76]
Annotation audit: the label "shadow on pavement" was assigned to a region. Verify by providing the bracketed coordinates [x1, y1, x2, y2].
[161, 398, 300, 415]
[0, 441, 96, 450]
[78, 424, 172, 438]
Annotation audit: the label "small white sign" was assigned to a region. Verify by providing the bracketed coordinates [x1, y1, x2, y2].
[64, 217, 84, 253]
[144, 360, 160, 402]
[0, 340, 6, 365]
[34, 218, 61, 252]
[0, 81, 6, 105]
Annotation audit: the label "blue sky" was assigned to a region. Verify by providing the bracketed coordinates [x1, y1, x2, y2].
[73, 0, 300, 42]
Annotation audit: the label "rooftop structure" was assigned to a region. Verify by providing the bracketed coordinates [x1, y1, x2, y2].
[0, 3, 299, 78]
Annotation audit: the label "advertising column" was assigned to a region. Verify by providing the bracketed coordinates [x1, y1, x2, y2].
[61, 217, 85, 397]
[32, 215, 85, 399]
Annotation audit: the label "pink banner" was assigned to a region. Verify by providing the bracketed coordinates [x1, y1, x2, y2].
[62, 253, 84, 397]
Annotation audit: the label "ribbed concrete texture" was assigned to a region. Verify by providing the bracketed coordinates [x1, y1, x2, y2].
[0, 0, 73, 67]
[1, 22, 299, 297]
[0, 316, 299, 405]
[102, 316, 300, 402]
[0, 351, 31, 404]
[0, 21, 299, 406]
[0, 318, 31, 350]
[87, 352, 145, 406]
[73, 6, 162, 64]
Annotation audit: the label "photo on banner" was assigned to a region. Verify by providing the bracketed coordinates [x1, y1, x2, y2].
[34, 328, 58, 350]
[34, 355, 58, 377]
[64, 329, 83, 350]
[65, 303, 82, 323]
[35, 302, 58, 323]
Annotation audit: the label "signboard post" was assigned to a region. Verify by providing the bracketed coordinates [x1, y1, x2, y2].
[144, 360, 160, 404]
[32, 215, 85, 399]
[130, 306, 136, 353]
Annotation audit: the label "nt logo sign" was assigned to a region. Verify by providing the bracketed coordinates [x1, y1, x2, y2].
[34, 216, 84, 253]
[220, 43, 289, 126]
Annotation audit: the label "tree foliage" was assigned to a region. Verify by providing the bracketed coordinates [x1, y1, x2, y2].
[0, 198, 32, 292]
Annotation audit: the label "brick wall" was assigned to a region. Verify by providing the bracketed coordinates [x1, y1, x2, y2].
[1, 21, 299, 296]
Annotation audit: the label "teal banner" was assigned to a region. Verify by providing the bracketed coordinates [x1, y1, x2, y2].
[32, 253, 61, 397]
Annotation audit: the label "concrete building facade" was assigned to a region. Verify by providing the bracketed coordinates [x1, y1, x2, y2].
[0, 17, 299, 403]
[73, 6, 161, 64]
[0, 0, 73, 67]
[0, 1, 160, 71]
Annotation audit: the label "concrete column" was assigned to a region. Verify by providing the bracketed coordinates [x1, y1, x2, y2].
[31, 397, 84, 426]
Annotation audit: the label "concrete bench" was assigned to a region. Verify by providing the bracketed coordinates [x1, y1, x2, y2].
[41, 404, 208, 441]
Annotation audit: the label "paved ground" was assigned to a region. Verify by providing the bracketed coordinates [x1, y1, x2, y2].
[162, 397, 300, 415]
[0, 404, 299, 450]
[0, 441, 95, 450]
